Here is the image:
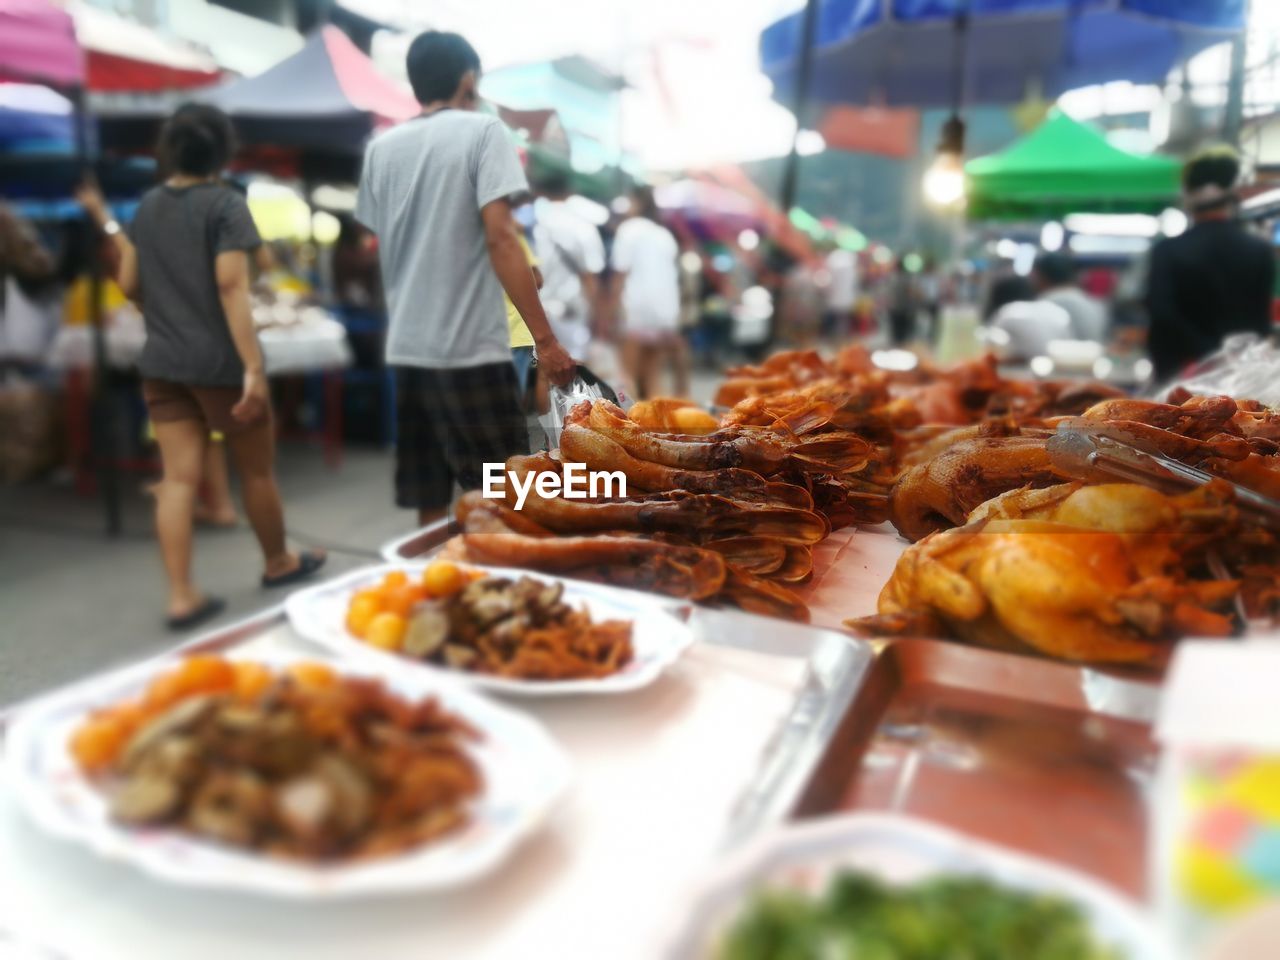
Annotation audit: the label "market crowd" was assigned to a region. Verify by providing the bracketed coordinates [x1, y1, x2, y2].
[2, 30, 1275, 632]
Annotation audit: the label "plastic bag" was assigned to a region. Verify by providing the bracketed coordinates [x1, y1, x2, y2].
[537, 364, 630, 449]
[1158, 333, 1280, 406]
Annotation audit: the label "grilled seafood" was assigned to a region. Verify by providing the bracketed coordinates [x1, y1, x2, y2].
[454, 530, 727, 600]
[574, 400, 791, 475]
[984, 379, 1127, 420]
[1081, 395, 1239, 439]
[849, 518, 1239, 665]
[499, 453, 828, 544]
[449, 506, 813, 619]
[888, 436, 1062, 542]
[895, 418, 1035, 469]
[720, 567, 811, 623]
[560, 424, 772, 497]
[702, 537, 787, 575]
[574, 400, 875, 478]
[1206, 453, 1280, 500]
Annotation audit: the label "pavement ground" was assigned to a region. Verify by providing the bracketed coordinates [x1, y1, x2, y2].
[0, 367, 723, 706]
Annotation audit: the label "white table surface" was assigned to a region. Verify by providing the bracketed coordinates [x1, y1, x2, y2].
[46, 317, 352, 375]
[0, 621, 813, 960]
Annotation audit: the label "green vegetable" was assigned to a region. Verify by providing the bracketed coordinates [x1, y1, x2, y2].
[717, 871, 1124, 960]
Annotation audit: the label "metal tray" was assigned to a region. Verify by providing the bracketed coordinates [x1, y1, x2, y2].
[386, 522, 1164, 900]
[727, 637, 1162, 900]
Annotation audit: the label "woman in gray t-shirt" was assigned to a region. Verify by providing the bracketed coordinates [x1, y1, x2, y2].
[77, 104, 324, 630]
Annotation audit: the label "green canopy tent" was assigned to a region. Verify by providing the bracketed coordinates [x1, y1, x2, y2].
[965, 111, 1180, 221]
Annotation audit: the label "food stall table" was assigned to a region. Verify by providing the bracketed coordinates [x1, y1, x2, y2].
[382, 524, 1165, 896]
[46, 312, 353, 487]
[0, 591, 869, 960]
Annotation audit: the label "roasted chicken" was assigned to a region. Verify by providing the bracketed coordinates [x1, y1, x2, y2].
[851, 482, 1247, 664]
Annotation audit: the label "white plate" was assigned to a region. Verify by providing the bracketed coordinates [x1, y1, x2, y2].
[667, 812, 1172, 959]
[3, 651, 571, 900]
[285, 563, 696, 697]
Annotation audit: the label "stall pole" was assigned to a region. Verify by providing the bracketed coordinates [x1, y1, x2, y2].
[71, 84, 121, 536]
[778, 0, 820, 217]
[1222, 0, 1250, 146]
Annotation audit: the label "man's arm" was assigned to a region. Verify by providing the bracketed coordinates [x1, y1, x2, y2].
[481, 199, 574, 386]
[215, 249, 269, 423]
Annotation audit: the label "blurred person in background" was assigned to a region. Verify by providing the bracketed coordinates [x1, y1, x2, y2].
[983, 260, 1035, 320]
[331, 215, 382, 310]
[677, 238, 703, 362]
[917, 257, 942, 343]
[610, 185, 686, 398]
[533, 169, 604, 361]
[990, 299, 1072, 360]
[356, 31, 574, 525]
[76, 104, 325, 631]
[779, 255, 824, 346]
[822, 241, 858, 339]
[886, 256, 918, 345]
[1146, 147, 1275, 381]
[1032, 252, 1107, 342]
[0, 200, 57, 366]
[506, 230, 542, 408]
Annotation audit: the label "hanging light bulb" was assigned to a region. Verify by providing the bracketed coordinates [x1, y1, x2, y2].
[923, 114, 966, 208]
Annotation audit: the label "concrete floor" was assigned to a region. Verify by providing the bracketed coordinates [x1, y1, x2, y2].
[0, 444, 414, 707]
[0, 367, 723, 707]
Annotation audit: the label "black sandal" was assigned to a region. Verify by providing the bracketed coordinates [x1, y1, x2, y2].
[261, 550, 327, 589]
[165, 596, 226, 632]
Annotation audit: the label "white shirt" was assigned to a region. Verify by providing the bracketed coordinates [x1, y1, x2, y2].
[533, 199, 605, 359]
[824, 249, 858, 310]
[991, 299, 1072, 360]
[1041, 286, 1108, 342]
[611, 217, 679, 335]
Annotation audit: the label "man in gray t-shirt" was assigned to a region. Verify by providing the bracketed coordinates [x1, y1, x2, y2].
[355, 31, 573, 524]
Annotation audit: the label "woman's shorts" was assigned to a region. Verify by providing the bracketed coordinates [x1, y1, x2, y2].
[142, 379, 259, 435]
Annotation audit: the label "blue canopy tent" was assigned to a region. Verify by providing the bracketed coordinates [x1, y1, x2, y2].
[761, 0, 1247, 109]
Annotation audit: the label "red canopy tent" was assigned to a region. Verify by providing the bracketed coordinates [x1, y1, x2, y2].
[99, 25, 419, 176]
[69, 0, 221, 92]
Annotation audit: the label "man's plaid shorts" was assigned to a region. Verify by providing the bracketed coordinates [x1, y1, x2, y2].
[393, 362, 530, 511]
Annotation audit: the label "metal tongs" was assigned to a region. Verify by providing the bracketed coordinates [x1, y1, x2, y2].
[1047, 422, 1280, 533]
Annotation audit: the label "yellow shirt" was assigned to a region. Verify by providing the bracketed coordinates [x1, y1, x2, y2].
[506, 233, 537, 349]
[63, 275, 129, 325]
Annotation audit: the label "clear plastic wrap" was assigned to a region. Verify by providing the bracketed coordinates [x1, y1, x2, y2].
[1159, 333, 1280, 406]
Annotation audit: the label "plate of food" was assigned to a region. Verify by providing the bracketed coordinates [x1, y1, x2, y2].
[285, 561, 695, 696]
[4, 652, 570, 898]
[668, 812, 1171, 960]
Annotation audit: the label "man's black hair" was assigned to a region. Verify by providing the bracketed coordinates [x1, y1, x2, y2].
[1184, 145, 1240, 193]
[630, 185, 660, 220]
[536, 168, 571, 197]
[158, 103, 235, 177]
[1032, 252, 1076, 287]
[406, 31, 480, 105]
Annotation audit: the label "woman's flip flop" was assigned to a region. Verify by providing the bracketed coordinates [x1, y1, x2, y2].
[165, 596, 226, 632]
[261, 550, 327, 589]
